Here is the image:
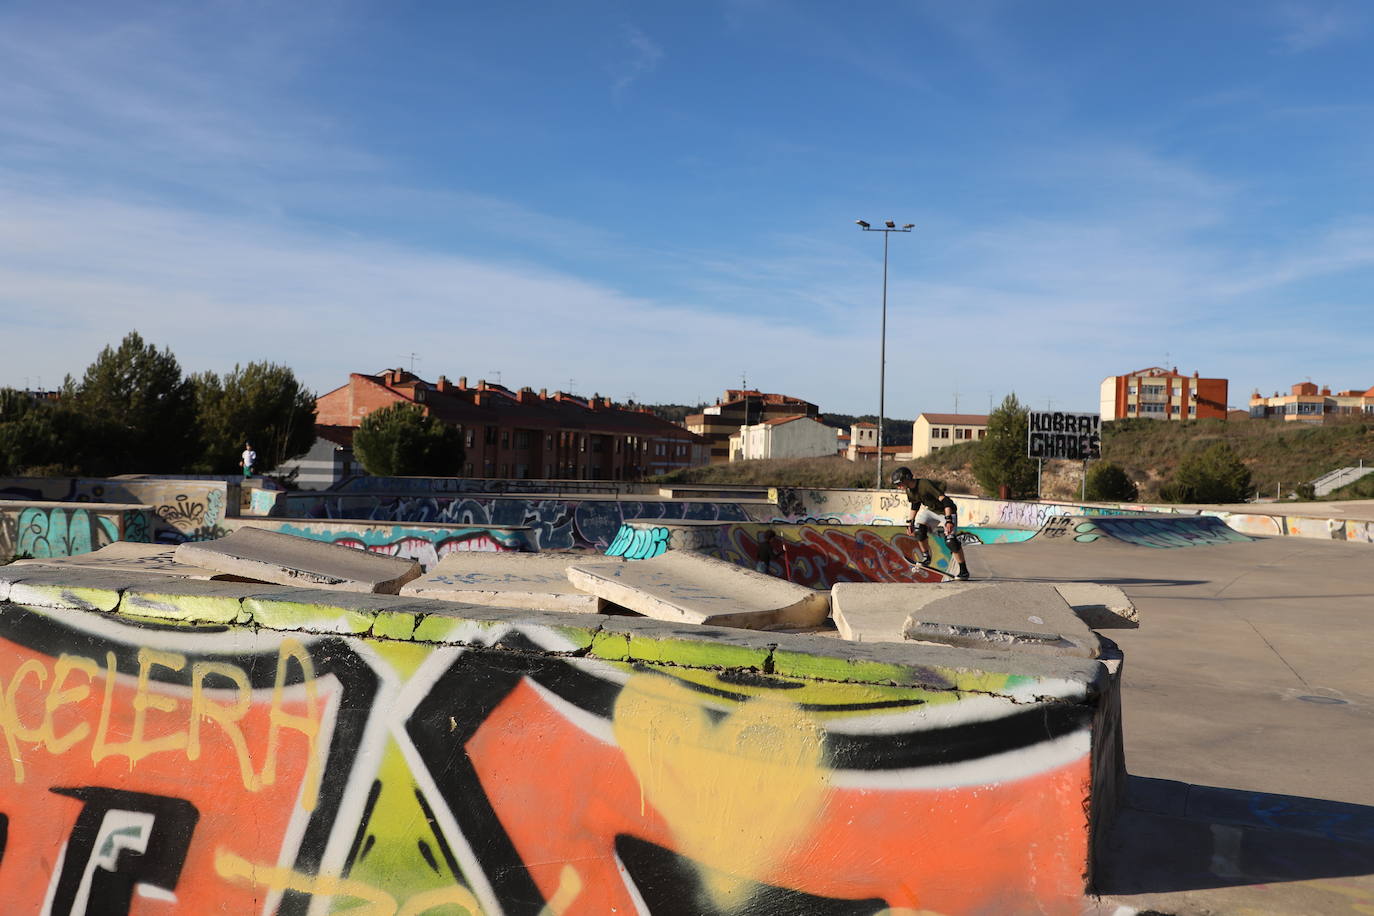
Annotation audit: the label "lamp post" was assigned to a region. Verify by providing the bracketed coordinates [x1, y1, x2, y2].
[855, 219, 914, 489]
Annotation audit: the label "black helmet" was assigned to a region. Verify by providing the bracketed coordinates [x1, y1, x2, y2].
[890, 466, 913, 486]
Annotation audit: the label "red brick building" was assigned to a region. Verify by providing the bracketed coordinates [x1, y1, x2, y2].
[316, 370, 708, 480]
[1099, 367, 1228, 421]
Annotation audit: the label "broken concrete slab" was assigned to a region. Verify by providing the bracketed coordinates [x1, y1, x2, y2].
[175, 527, 421, 593]
[904, 582, 1100, 658]
[567, 550, 829, 629]
[1054, 583, 1139, 629]
[10, 542, 234, 579]
[400, 552, 610, 612]
[831, 581, 1101, 658]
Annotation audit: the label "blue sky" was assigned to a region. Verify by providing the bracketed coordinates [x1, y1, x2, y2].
[2, 1, 1372, 416]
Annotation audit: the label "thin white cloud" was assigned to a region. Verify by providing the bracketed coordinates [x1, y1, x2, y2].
[1275, 2, 1358, 53]
[611, 25, 664, 96]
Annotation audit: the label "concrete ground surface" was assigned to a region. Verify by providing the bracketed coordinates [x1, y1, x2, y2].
[971, 535, 1374, 915]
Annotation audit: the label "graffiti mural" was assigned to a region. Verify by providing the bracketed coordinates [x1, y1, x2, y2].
[603, 522, 955, 586]
[1040, 515, 1255, 548]
[606, 524, 672, 560]
[0, 478, 232, 545]
[280, 494, 756, 551]
[267, 521, 535, 570]
[1, 505, 149, 559]
[0, 590, 1107, 915]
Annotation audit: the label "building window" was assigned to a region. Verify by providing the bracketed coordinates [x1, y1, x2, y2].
[485, 426, 497, 445]
[501, 430, 510, 448]
[465, 463, 473, 475]
[1127, 386, 1137, 395]
[465, 430, 475, 448]
[515, 430, 531, 449]
[547, 434, 554, 449]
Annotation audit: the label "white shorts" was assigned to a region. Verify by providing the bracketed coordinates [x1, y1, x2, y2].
[912, 506, 958, 546]
[912, 506, 949, 531]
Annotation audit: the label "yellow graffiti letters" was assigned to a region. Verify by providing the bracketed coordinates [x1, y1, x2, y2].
[0, 658, 49, 779]
[43, 654, 98, 755]
[188, 661, 258, 790]
[127, 648, 190, 765]
[262, 639, 321, 810]
[0, 640, 321, 808]
[214, 846, 489, 916]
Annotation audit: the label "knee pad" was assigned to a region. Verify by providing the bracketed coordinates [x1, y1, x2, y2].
[913, 523, 930, 538]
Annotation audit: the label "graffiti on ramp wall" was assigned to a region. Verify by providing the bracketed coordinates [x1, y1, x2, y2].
[0, 599, 1099, 915]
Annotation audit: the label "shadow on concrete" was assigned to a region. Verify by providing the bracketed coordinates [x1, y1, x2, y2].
[987, 576, 1208, 588]
[1095, 775, 1374, 894]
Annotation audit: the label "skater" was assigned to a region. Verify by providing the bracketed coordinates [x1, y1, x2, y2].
[890, 467, 971, 580]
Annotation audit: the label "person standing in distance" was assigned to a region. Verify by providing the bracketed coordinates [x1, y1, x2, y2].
[890, 467, 972, 580]
[241, 442, 257, 479]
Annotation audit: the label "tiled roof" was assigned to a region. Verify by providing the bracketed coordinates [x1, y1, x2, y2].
[347, 372, 705, 441]
[919, 413, 989, 425]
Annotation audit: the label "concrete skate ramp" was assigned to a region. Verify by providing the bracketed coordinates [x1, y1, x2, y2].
[1032, 513, 1256, 548]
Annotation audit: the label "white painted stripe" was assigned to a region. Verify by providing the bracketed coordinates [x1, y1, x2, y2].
[827, 727, 1091, 790]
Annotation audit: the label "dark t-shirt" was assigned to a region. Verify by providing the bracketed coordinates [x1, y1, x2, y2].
[905, 479, 956, 514]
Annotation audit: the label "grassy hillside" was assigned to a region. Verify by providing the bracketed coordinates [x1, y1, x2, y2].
[1101, 417, 1374, 500]
[653, 417, 1374, 503]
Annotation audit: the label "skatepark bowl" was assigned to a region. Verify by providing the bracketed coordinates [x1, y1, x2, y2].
[0, 477, 1370, 915]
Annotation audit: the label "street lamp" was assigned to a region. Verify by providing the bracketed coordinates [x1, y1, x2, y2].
[855, 219, 914, 489]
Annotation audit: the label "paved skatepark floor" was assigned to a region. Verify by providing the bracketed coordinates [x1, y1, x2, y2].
[970, 535, 1374, 915]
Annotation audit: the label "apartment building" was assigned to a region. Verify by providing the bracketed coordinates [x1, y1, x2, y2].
[1099, 368, 1228, 421]
[912, 413, 989, 457]
[1249, 382, 1374, 422]
[316, 369, 707, 480]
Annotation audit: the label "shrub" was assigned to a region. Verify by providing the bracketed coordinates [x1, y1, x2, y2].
[1160, 442, 1253, 504]
[1085, 461, 1139, 502]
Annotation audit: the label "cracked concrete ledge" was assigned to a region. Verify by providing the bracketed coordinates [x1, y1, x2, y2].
[0, 564, 1106, 700]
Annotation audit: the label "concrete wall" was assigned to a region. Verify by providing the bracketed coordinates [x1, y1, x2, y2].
[228, 518, 537, 569]
[333, 476, 663, 495]
[0, 478, 234, 544]
[277, 492, 769, 551]
[0, 573, 1114, 914]
[0, 501, 151, 558]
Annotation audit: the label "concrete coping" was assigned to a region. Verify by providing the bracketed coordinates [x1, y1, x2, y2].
[235, 517, 540, 533]
[0, 566, 1105, 694]
[293, 491, 776, 506]
[0, 499, 150, 511]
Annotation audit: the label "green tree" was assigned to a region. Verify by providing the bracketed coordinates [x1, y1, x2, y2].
[67, 331, 196, 472]
[0, 390, 97, 476]
[1084, 461, 1139, 502]
[192, 362, 317, 474]
[352, 403, 465, 476]
[972, 393, 1038, 497]
[1159, 442, 1253, 503]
